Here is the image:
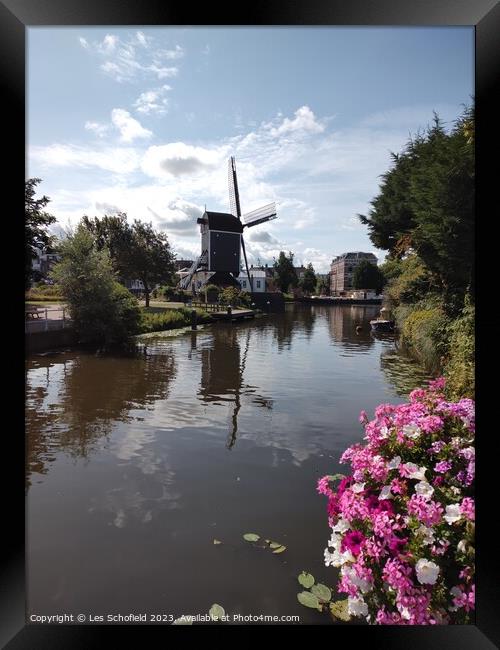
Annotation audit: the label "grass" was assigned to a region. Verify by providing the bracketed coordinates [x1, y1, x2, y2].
[138, 307, 213, 334]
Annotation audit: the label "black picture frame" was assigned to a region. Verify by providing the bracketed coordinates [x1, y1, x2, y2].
[3, 1, 499, 647]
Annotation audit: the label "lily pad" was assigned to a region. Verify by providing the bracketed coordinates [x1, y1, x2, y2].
[298, 572, 315, 589]
[209, 603, 226, 621]
[243, 533, 260, 542]
[272, 545, 286, 553]
[269, 542, 282, 549]
[330, 600, 351, 621]
[172, 616, 193, 625]
[213, 539, 222, 545]
[311, 583, 331, 602]
[297, 591, 322, 611]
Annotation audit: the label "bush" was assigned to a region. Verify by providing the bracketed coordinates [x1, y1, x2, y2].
[219, 286, 240, 306]
[316, 378, 474, 625]
[444, 302, 475, 400]
[397, 306, 448, 372]
[138, 307, 213, 333]
[26, 284, 64, 301]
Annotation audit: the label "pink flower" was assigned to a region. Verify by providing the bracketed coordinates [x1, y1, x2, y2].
[460, 497, 475, 521]
[434, 460, 452, 473]
[341, 530, 366, 556]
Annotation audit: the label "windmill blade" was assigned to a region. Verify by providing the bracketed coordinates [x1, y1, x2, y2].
[228, 156, 241, 219]
[242, 202, 277, 228]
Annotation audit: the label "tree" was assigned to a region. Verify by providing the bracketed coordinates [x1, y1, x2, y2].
[300, 263, 317, 295]
[273, 251, 298, 293]
[81, 215, 176, 307]
[352, 261, 385, 294]
[317, 275, 330, 295]
[51, 225, 141, 345]
[358, 106, 474, 310]
[25, 178, 56, 289]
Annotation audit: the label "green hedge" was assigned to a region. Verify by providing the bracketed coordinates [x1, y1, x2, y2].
[138, 307, 213, 333]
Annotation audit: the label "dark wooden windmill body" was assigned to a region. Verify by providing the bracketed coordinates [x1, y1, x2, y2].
[179, 157, 277, 291]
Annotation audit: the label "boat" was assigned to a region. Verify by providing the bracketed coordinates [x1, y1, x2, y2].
[370, 319, 395, 332]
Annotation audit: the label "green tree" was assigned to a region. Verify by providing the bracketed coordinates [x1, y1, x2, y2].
[352, 261, 385, 293]
[316, 275, 330, 295]
[273, 251, 298, 293]
[358, 106, 474, 312]
[300, 262, 317, 295]
[51, 225, 141, 345]
[81, 215, 176, 307]
[25, 178, 56, 289]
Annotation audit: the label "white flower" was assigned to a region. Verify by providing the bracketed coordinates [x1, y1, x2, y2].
[332, 518, 350, 534]
[387, 455, 401, 470]
[379, 426, 389, 439]
[328, 532, 342, 552]
[417, 525, 435, 546]
[379, 485, 393, 500]
[343, 566, 373, 594]
[444, 504, 462, 524]
[348, 596, 369, 618]
[457, 539, 467, 554]
[352, 482, 365, 493]
[415, 481, 434, 500]
[403, 424, 421, 439]
[415, 558, 440, 585]
[398, 605, 412, 620]
[324, 547, 355, 568]
[405, 463, 427, 480]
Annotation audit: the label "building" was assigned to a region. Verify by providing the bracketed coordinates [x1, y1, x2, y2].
[237, 267, 266, 292]
[173, 259, 194, 272]
[330, 252, 378, 295]
[31, 248, 61, 280]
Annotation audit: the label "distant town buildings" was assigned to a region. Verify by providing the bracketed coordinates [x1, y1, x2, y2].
[330, 252, 378, 295]
[31, 247, 61, 281]
[237, 267, 266, 292]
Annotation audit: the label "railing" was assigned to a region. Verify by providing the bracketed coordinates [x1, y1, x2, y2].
[188, 301, 226, 313]
[25, 306, 72, 334]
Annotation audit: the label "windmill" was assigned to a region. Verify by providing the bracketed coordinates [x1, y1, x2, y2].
[179, 157, 277, 292]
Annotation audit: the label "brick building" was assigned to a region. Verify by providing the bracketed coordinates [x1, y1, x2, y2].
[330, 252, 378, 295]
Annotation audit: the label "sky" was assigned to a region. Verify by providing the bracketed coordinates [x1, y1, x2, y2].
[27, 27, 474, 272]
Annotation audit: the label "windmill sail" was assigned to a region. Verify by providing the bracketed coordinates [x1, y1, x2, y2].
[228, 156, 241, 219]
[242, 202, 277, 228]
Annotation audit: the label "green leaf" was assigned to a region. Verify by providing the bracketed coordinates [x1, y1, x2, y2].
[297, 591, 321, 611]
[243, 533, 260, 542]
[269, 542, 282, 549]
[330, 600, 350, 621]
[213, 539, 222, 545]
[272, 545, 286, 553]
[172, 616, 193, 625]
[298, 572, 315, 588]
[311, 584, 331, 602]
[209, 604, 226, 621]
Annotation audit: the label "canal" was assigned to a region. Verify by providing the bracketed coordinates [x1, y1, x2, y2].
[26, 303, 433, 624]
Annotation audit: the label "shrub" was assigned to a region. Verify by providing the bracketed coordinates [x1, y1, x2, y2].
[219, 286, 240, 306]
[444, 302, 475, 400]
[25, 283, 64, 301]
[397, 306, 448, 373]
[317, 378, 474, 625]
[138, 307, 213, 333]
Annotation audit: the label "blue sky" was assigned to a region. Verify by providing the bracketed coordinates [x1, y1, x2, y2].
[28, 27, 473, 271]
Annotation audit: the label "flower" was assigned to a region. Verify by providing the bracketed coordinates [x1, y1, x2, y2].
[444, 504, 462, 525]
[415, 558, 440, 585]
[348, 596, 369, 618]
[414, 481, 434, 500]
[318, 380, 475, 625]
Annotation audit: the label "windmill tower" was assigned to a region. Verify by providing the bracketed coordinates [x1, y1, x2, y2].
[179, 157, 277, 292]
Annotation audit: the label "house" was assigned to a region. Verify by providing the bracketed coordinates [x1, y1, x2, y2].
[237, 267, 266, 292]
[330, 252, 378, 295]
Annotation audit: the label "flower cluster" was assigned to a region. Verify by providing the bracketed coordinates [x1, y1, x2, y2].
[318, 378, 475, 625]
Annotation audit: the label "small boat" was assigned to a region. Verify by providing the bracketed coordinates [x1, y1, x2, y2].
[370, 319, 395, 332]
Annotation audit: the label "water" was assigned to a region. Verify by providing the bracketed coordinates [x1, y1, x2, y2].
[26, 304, 433, 624]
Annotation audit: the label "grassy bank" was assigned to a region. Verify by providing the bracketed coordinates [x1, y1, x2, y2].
[138, 306, 214, 334]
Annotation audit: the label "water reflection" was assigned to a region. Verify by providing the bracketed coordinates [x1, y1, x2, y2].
[380, 346, 434, 396]
[26, 350, 176, 485]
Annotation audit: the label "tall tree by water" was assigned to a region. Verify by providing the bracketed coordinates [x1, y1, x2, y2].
[352, 261, 385, 294]
[273, 251, 298, 293]
[300, 263, 317, 295]
[82, 215, 176, 307]
[51, 225, 141, 344]
[358, 106, 474, 312]
[25, 178, 56, 289]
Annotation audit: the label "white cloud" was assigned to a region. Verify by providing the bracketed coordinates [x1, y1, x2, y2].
[133, 85, 171, 115]
[141, 142, 227, 178]
[111, 109, 153, 143]
[84, 121, 109, 138]
[79, 32, 183, 82]
[30, 143, 141, 174]
[269, 106, 325, 137]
